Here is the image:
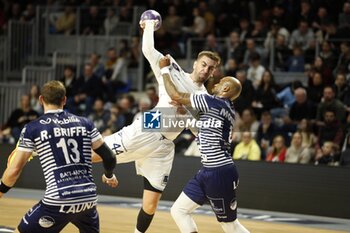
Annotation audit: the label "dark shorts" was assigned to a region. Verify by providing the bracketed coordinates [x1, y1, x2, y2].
[183, 163, 239, 222]
[18, 201, 99, 233]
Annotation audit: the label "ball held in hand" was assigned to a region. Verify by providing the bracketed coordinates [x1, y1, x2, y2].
[140, 9, 162, 31]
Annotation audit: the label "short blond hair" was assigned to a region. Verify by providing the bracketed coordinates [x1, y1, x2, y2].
[197, 51, 221, 66]
[41, 80, 66, 106]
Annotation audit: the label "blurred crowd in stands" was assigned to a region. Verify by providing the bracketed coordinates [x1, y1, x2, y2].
[1, 0, 350, 166]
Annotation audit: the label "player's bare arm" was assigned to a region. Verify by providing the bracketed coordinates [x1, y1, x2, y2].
[159, 56, 191, 106]
[0, 150, 32, 198]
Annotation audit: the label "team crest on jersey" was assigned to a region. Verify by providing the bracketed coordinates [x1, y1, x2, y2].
[143, 110, 161, 129]
[39, 216, 55, 228]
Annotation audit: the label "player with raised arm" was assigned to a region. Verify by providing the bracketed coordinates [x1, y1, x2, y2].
[159, 56, 250, 233]
[92, 12, 221, 233]
[0, 80, 118, 233]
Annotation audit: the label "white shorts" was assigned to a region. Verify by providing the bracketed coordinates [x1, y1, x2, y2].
[104, 118, 175, 191]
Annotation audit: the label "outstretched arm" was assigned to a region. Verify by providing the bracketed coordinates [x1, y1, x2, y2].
[0, 149, 32, 198]
[159, 56, 191, 107]
[141, 20, 163, 78]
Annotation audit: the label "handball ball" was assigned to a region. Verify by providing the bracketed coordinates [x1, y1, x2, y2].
[140, 9, 162, 31]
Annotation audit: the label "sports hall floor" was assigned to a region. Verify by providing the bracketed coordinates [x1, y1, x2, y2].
[0, 188, 349, 233]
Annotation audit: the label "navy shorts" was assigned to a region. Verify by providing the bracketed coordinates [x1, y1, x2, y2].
[183, 163, 239, 222]
[17, 201, 99, 233]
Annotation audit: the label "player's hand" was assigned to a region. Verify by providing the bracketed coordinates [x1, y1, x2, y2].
[139, 20, 158, 30]
[169, 100, 187, 115]
[159, 55, 171, 68]
[102, 174, 118, 188]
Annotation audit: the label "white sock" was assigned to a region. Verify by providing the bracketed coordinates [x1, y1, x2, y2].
[171, 192, 200, 233]
[134, 228, 142, 233]
[220, 219, 250, 233]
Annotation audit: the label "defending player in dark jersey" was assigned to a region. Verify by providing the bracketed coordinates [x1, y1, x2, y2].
[159, 56, 250, 233]
[0, 80, 118, 233]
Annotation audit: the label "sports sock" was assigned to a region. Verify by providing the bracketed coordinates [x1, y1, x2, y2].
[135, 208, 154, 233]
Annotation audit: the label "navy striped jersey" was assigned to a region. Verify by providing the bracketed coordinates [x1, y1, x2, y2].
[190, 94, 235, 168]
[17, 110, 101, 206]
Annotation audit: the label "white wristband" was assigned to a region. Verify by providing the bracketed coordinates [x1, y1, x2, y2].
[160, 67, 170, 75]
[103, 174, 116, 181]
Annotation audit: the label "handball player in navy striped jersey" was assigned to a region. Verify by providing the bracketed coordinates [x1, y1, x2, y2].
[159, 56, 250, 233]
[0, 80, 118, 233]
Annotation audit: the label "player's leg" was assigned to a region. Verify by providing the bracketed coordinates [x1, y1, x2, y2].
[134, 137, 175, 233]
[205, 164, 250, 233]
[71, 206, 99, 233]
[135, 181, 162, 233]
[171, 192, 201, 233]
[220, 220, 250, 233]
[171, 170, 207, 233]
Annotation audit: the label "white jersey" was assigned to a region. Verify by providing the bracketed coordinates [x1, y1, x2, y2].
[142, 21, 207, 140]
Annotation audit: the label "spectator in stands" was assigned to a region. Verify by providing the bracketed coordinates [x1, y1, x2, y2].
[227, 31, 245, 67]
[316, 86, 346, 123]
[256, 111, 280, 159]
[271, 4, 289, 30]
[29, 84, 43, 115]
[89, 52, 105, 79]
[8, 3, 22, 21]
[333, 73, 349, 102]
[297, 119, 317, 154]
[72, 63, 104, 116]
[198, 1, 215, 35]
[129, 36, 140, 68]
[266, 135, 287, 162]
[319, 40, 337, 71]
[289, 20, 315, 52]
[103, 8, 119, 35]
[233, 131, 261, 161]
[117, 94, 136, 126]
[312, 56, 333, 86]
[285, 131, 312, 164]
[232, 108, 259, 143]
[224, 58, 238, 77]
[312, 6, 331, 32]
[252, 69, 281, 112]
[81, 6, 103, 35]
[88, 98, 110, 133]
[163, 5, 183, 43]
[203, 34, 226, 63]
[288, 88, 317, 122]
[307, 71, 324, 103]
[233, 69, 255, 115]
[338, 1, 350, 29]
[268, 33, 291, 71]
[146, 86, 159, 109]
[287, 45, 305, 72]
[247, 52, 265, 89]
[104, 47, 118, 79]
[133, 96, 152, 122]
[250, 19, 267, 45]
[237, 17, 251, 41]
[334, 42, 350, 76]
[55, 6, 76, 35]
[264, 18, 290, 49]
[59, 65, 77, 100]
[315, 141, 340, 166]
[1, 94, 39, 142]
[106, 104, 125, 133]
[298, 0, 314, 25]
[317, 108, 344, 149]
[118, 6, 133, 22]
[181, 7, 206, 38]
[243, 39, 264, 67]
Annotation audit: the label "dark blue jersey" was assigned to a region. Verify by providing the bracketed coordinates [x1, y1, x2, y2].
[17, 110, 101, 206]
[190, 94, 235, 168]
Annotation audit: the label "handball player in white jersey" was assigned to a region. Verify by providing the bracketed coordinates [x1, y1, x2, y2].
[93, 20, 221, 232]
